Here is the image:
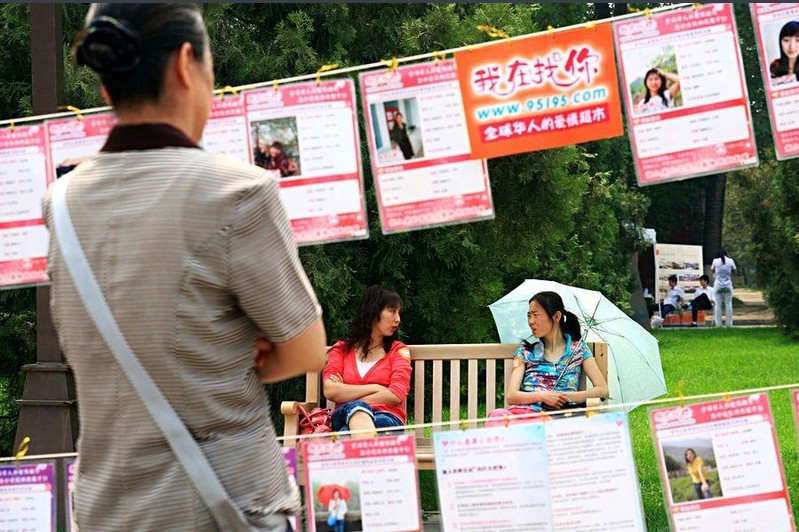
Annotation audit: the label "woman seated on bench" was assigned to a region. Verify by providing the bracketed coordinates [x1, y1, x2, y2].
[323, 285, 412, 437]
[488, 291, 608, 423]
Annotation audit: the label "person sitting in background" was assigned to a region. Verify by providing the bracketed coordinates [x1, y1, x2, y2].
[486, 291, 608, 423]
[323, 285, 412, 437]
[661, 275, 684, 318]
[690, 275, 714, 327]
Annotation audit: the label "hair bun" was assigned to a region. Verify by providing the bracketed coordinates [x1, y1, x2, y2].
[76, 16, 143, 75]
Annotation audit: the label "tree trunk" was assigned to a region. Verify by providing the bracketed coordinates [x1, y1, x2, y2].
[703, 173, 726, 265]
[594, 3, 611, 20]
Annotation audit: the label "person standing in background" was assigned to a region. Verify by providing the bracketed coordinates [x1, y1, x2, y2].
[711, 249, 737, 327]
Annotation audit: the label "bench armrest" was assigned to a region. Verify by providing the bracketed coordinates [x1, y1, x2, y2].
[280, 400, 318, 445]
[586, 397, 603, 413]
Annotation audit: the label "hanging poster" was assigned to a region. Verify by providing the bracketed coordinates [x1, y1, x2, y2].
[751, 3, 799, 160]
[614, 3, 758, 186]
[0, 124, 51, 288]
[650, 394, 794, 532]
[360, 60, 494, 233]
[200, 94, 249, 163]
[46, 113, 115, 179]
[281, 448, 301, 532]
[65, 459, 76, 532]
[244, 80, 368, 246]
[433, 423, 552, 531]
[302, 435, 421, 532]
[655, 243, 703, 302]
[0, 461, 56, 532]
[454, 24, 623, 160]
[546, 412, 646, 531]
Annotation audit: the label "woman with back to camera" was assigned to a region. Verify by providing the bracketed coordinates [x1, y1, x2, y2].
[711, 248, 737, 327]
[323, 285, 412, 437]
[487, 291, 608, 423]
[47, 4, 326, 530]
[635, 67, 680, 115]
[770, 20, 799, 85]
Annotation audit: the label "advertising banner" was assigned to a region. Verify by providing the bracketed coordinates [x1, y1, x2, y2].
[244, 80, 368, 245]
[751, 3, 799, 160]
[0, 461, 56, 532]
[433, 423, 552, 531]
[46, 113, 115, 179]
[615, 4, 758, 185]
[455, 24, 623, 160]
[655, 243, 703, 302]
[650, 394, 794, 532]
[360, 60, 494, 233]
[302, 435, 421, 532]
[0, 124, 51, 288]
[65, 459, 76, 532]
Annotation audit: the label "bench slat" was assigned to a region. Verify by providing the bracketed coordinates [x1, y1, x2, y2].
[486, 359, 496, 412]
[467, 360, 478, 427]
[432, 360, 443, 432]
[414, 360, 425, 438]
[449, 360, 460, 422]
[409, 344, 518, 360]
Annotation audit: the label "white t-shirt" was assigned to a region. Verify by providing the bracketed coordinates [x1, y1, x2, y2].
[356, 358, 378, 378]
[329, 498, 348, 520]
[664, 286, 684, 307]
[636, 91, 673, 115]
[693, 286, 714, 303]
[712, 257, 737, 289]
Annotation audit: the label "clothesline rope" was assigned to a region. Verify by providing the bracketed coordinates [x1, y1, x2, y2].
[276, 381, 799, 442]
[0, 2, 693, 128]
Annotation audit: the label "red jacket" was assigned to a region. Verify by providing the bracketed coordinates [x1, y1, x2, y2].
[323, 340, 412, 423]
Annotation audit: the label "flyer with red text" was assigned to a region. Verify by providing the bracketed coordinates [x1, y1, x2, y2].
[751, 3, 799, 160]
[201, 94, 250, 163]
[650, 394, 794, 532]
[455, 24, 623, 160]
[614, 4, 758, 186]
[433, 423, 552, 531]
[360, 60, 493, 233]
[0, 124, 51, 288]
[546, 412, 645, 531]
[0, 461, 55, 532]
[46, 113, 115, 179]
[302, 435, 421, 532]
[244, 80, 367, 246]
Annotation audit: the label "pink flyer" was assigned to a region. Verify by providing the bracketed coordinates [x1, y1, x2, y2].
[614, 4, 757, 185]
[302, 435, 421, 532]
[360, 60, 493, 234]
[650, 394, 794, 531]
[0, 461, 56, 532]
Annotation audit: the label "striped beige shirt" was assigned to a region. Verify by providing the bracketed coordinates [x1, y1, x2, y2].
[43, 125, 321, 531]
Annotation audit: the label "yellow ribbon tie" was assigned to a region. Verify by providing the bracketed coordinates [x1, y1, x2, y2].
[476, 25, 510, 40]
[723, 393, 731, 403]
[15, 436, 30, 467]
[692, 3, 701, 12]
[381, 57, 399, 72]
[460, 419, 469, 431]
[273, 80, 279, 92]
[432, 51, 448, 64]
[644, 8, 652, 20]
[8, 120, 14, 131]
[219, 85, 238, 99]
[315, 63, 339, 86]
[585, 21, 597, 31]
[58, 105, 83, 120]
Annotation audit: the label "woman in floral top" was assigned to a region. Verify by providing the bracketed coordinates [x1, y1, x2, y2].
[488, 291, 608, 422]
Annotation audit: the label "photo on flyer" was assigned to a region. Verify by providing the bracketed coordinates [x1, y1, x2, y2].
[650, 394, 795, 532]
[360, 60, 494, 234]
[750, 3, 799, 160]
[243, 80, 368, 245]
[614, 3, 758, 186]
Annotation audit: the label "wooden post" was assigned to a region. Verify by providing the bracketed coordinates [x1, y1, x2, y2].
[15, 3, 77, 456]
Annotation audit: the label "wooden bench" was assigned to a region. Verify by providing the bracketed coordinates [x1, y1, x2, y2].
[281, 342, 608, 470]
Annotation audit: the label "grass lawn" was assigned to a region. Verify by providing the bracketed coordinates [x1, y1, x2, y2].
[419, 327, 799, 531]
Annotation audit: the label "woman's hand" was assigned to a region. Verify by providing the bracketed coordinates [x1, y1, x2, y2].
[701, 481, 709, 493]
[539, 390, 568, 409]
[328, 373, 343, 384]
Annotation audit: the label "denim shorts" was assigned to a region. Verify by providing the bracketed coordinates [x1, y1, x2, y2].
[331, 400, 403, 432]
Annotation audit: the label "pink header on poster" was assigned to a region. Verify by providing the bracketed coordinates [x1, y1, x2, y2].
[614, 4, 758, 186]
[302, 435, 421, 532]
[360, 60, 494, 234]
[751, 3, 799, 160]
[0, 124, 51, 288]
[244, 80, 367, 246]
[46, 113, 115, 177]
[650, 394, 794, 531]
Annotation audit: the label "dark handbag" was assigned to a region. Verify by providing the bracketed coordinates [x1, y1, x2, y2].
[297, 403, 332, 435]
